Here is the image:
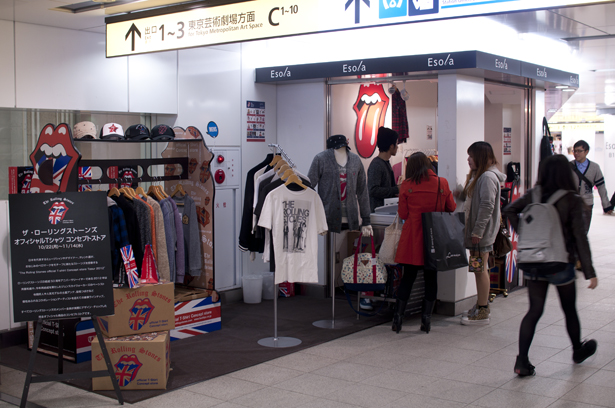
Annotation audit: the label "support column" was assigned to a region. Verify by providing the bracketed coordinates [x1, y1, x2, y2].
[436, 74, 485, 316]
[603, 115, 615, 198]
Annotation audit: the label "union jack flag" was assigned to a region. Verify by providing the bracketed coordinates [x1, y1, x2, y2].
[506, 224, 518, 283]
[78, 166, 92, 180]
[48, 202, 68, 224]
[120, 245, 139, 288]
[128, 299, 154, 331]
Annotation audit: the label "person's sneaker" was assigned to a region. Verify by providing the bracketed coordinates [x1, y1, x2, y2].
[514, 355, 536, 376]
[461, 305, 490, 325]
[359, 298, 373, 311]
[462, 303, 491, 318]
[573, 339, 597, 363]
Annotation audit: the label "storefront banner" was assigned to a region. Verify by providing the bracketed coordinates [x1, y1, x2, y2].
[9, 191, 114, 322]
[256, 51, 580, 87]
[106, 0, 611, 57]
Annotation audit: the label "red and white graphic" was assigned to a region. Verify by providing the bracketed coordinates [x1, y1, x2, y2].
[48, 201, 69, 225]
[30, 123, 81, 193]
[128, 298, 154, 331]
[140, 244, 159, 284]
[114, 354, 143, 387]
[353, 84, 390, 158]
[339, 172, 347, 203]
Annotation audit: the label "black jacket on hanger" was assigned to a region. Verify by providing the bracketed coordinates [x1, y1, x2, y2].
[238, 154, 274, 253]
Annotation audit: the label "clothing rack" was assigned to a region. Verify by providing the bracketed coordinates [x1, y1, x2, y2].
[404, 148, 438, 157]
[268, 143, 296, 168]
[258, 143, 302, 348]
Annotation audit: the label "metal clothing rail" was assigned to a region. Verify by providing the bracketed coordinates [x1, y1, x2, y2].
[258, 143, 301, 348]
[268, 143, 296, 168]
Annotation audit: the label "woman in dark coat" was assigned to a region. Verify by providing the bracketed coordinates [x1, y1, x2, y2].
[393, 152, 456, 333]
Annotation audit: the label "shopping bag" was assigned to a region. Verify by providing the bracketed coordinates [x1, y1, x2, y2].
[378, 214, 402, 264]
[468, 246, 484, 273]
[341, 233, 387, 291]
[422, 212, 468, 271]
[492, 218, 512, 258]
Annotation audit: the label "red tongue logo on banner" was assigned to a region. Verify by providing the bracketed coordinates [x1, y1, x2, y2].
[352, 84, 390, 158]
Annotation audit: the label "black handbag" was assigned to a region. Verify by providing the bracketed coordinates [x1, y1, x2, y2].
[422, 179, 469, 271]
[493, 217, 512, 258]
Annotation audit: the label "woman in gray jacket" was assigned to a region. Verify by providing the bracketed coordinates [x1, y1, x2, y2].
[457, 141, 506, 325]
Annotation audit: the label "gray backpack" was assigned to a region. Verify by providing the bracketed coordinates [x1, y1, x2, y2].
[517, 187, 569, 271]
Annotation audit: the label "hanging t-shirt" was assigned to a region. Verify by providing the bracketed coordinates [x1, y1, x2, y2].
[338, 164, 347, 219]
[258, 185, 328, 284]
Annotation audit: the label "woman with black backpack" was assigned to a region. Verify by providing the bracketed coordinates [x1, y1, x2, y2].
[503, 154, 598, 377]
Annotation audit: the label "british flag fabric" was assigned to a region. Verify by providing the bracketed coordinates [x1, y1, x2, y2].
[120, 245, 139, 288]
[78, 166, 92, 192]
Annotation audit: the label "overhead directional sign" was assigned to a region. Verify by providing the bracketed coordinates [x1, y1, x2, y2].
[106, 0, 614, 57]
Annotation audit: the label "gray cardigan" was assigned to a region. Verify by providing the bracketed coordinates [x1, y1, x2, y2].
[461, 166, 506, 248]
[307, 149, 371, 233]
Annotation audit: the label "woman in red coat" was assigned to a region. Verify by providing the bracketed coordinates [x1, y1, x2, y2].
[392, 152, 456, 333]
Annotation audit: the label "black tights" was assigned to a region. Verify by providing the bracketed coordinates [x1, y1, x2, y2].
[518, 279, 582, 357]
[397, 264, 437, 302]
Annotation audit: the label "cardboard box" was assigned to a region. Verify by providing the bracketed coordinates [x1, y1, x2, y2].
[91, 331, 170, 390]
[174, 286, 216, 302]
[97, 283, 175, 337]
[27, 318, 95, 363]
[171, 296, 221, 341]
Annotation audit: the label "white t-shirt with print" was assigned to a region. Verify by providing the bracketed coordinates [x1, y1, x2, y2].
[258, 185, 328, 284]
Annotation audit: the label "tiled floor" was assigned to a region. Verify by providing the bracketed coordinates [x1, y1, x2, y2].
[2, 206, 615, 407]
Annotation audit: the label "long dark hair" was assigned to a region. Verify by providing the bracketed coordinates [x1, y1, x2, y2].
[405, 152, 433, 184]
[537, 154, 576, 199]
[463, 141, 498, 197]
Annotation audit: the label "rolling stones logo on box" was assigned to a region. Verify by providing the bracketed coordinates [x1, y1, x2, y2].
[352, 84, 390, 158]
[128, 299, 154, 331]
[30, 123, 81, 193]
[114, 354, 143, 387]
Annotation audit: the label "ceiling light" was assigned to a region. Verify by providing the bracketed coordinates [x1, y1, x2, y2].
[555, 86, 569, 89]
[562, 89, 576, 92]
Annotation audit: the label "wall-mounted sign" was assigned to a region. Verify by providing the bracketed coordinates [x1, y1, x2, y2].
[246, 101, 266, 142]
[9, 192, 114, 322]
[353, 84, 389, 158]
[106, 0, 612, 57]
[206, 121, 219, 138]
[503, 127, 512, 156]
[255, 51, 580, 87]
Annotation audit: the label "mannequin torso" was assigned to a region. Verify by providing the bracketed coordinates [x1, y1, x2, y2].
[334, 147, 348, 167]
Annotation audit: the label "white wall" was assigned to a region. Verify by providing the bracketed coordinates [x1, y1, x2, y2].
[0, 20, 14, 108]
[438, 74, 485, 306]
[128, 51, 178, 114]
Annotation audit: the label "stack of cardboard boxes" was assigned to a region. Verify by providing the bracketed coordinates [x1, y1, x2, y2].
[91, 282, 175, 390]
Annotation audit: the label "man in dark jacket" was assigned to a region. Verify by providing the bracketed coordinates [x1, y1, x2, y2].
[368, 127, 399, 212]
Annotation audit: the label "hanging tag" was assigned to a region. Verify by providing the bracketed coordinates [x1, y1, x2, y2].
[371, 257, 378, 266]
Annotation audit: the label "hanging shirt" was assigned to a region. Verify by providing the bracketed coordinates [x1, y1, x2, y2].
[172, 194, 202, 277]
[258, 185, 328, 284]
[392, 89, 409, 143]
[107, 197, 129, 283]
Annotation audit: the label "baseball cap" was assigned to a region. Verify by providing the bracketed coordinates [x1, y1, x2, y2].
[100, 123, 125, 140]
[73, 121, 97, 139]
[173, 126, 189, 139]
[186, 126, 203, 139]
[327, 134, 350, 150]
[151, 124, 175, 141]
[125, 124, 150, 141]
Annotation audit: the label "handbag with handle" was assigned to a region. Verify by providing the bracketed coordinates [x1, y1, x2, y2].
[378, 214, 402, 264]
[468, 245, 484, 273]
[341, 233, 387, 292]
[422, 178, 469, 271]
[492, 217, 513, 258]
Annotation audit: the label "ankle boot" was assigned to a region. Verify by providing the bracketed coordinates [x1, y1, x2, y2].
[392, 299, 407, 334]
[420, 299, 436, 334]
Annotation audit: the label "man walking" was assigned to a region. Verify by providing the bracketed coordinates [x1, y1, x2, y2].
[570, 140, 613, 233]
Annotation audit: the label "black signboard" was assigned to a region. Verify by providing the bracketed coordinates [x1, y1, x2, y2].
[9, 191, 114, 322]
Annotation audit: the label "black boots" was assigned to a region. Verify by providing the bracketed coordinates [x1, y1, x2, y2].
[392, 299, 407, 334]
[420, 299, 436, 334]
[514, 355, 536, 376]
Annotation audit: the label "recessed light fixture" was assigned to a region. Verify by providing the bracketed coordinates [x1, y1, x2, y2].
[555, 85, 569, 89]
[562, 88, 576, 92]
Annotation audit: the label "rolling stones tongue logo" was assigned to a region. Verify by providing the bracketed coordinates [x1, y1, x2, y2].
[29, 123, 81, 193]
[128, 298, 154, 331]
[114, 354, 143, 387]
[352, 84, 390, 158]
